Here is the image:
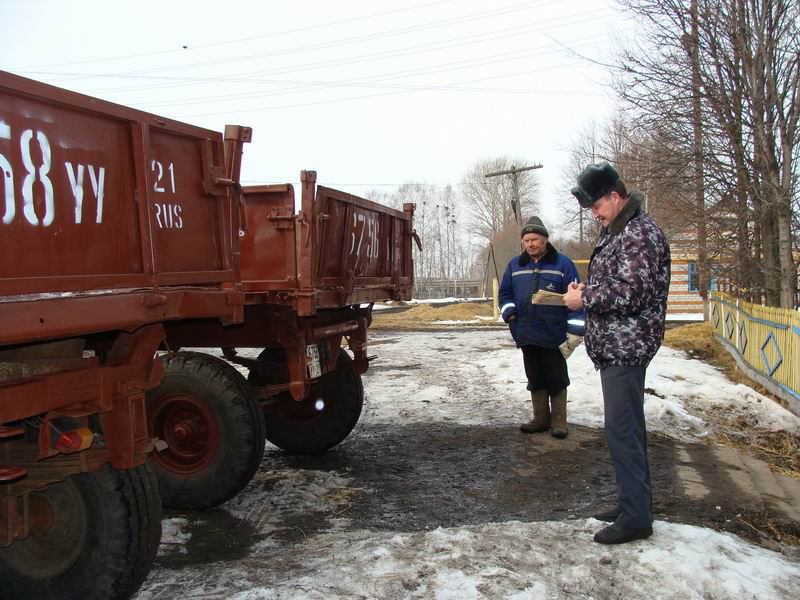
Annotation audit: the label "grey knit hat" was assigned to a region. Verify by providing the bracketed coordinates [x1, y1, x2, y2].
[520, 216, 549, 238]
[571, 161, 620, 208]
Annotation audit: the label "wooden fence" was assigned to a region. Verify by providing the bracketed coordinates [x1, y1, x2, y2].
[710, 292, 800, 417]
[415, 278, 484, 299]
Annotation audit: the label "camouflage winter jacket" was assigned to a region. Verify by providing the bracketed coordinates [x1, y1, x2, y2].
[583, 192, 671, 369]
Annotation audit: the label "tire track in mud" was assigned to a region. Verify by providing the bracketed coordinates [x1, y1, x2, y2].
[145, 330, 798, 588]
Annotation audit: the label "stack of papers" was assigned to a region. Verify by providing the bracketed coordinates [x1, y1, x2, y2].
[531, 290, 564, 306]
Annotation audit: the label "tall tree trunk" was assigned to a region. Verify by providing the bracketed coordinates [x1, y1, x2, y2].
[776, 201, 796, 307]
[689, 0, 709, 312]
[734, 187, 754, 298]
[759, 202, 781, 306]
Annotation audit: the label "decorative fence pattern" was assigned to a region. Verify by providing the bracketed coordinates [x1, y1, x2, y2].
[710, 292, 800, 417]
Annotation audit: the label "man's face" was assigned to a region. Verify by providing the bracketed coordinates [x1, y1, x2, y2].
[590, 191, 625, 227]
[522, 232, 547, 258]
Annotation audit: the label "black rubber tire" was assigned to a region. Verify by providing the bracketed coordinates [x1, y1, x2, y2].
[0, 463, 162, 600]
[146, 351, 266, 510]
[249, 348, 364, 454]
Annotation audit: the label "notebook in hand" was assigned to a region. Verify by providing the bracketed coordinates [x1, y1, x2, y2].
[531, 289, 565, 306]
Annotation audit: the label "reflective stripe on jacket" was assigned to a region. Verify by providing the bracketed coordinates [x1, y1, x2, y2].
[498, 243, 585, 348]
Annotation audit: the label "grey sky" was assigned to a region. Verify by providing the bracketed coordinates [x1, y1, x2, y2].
[2, 0, 629, 224]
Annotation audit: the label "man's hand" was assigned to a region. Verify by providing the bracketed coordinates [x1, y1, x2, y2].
[563, 281, 585, 310]
[559, 333, 583, 359]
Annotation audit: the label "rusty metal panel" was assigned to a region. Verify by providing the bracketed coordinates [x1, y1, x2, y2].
[237, 172, 414, 312]
[239, 184, 297, 290]
[148, 128, 228, 280]
[0, 83, 145, 287]
[310, 184, 414, 306]
[0, 71, 243, 343]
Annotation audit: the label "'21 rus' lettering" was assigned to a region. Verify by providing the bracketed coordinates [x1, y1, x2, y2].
[151, 159, 182, 229]
[0, 121, 105, 226]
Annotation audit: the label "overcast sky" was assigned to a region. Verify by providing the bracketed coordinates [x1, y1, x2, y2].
[2, 0, 631, 225]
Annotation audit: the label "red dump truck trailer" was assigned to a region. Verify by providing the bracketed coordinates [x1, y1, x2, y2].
[147, 128, 416, 509]
[0, 69, 417, 596]
[0, 71, 245, 599]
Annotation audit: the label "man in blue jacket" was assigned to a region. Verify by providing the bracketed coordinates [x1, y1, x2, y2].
[498, 216, 585, 438]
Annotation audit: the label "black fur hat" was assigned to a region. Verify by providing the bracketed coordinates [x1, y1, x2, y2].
[571, 161, 620, 208]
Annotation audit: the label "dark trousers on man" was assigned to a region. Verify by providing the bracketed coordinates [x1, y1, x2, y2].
[599, 365, 652, 529]
[520, 345, 569, 395]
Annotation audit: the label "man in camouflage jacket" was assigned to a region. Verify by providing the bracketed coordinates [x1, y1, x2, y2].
[564, 161, 671, 545]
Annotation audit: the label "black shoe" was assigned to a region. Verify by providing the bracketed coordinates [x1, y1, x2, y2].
[592, 507, 621, 522]
[593, 523, 653, 545]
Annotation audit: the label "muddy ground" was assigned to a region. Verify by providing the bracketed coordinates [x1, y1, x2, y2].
[144, 323, 799, 587]
[153, 419, 794, 573]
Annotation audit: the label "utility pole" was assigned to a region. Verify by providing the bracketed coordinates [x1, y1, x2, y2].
[580, 151, 597, 249]
[484, 163, 542, 224]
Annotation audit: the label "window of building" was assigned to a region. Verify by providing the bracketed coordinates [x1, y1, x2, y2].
[688, 261, 717, 292]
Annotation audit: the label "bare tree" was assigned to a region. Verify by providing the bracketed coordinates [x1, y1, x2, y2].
[556, 121, 604, 252]
[612, 0, 800, 307]
[368, 183, 479, 297]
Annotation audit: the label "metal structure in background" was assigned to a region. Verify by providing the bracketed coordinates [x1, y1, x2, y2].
[148, 144, 416, 519]
[164, 166, 415, 403]
[484, 163, 543, 224]
[415, 278, 483, 299]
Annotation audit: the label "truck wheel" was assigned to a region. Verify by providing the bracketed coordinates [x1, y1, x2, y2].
[0, 463, 161, 600]
[146, 351, 266, 509]
[249, 348, 363, 454]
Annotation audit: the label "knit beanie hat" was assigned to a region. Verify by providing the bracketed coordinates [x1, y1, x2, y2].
[571, 161, 620, 208]
[520, 216, 549, 238]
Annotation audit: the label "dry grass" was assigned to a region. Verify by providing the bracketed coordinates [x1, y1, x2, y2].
[664, 321, 775, 398]
[718, 430, 800, 479]
[664, 322, 800, 479]
[737, 514, 800, 550]
[324, 486, 363, 514]
[370, 302, 498, 330]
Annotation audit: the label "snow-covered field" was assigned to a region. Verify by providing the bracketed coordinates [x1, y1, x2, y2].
[137, 328, 800, 599]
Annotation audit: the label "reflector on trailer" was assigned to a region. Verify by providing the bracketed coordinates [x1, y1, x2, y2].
[54, 429, 94, 454]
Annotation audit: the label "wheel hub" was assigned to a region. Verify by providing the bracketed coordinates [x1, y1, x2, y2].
[150, 393, 220, 473]
[0, 478, 87, 579]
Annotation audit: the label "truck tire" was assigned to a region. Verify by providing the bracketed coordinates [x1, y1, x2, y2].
[249, 348, 363, 454]
[0, 463, 162, 600]
[146, 351, 266, 509]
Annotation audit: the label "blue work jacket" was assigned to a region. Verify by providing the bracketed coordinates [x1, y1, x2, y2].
[498, 243, 585, 348]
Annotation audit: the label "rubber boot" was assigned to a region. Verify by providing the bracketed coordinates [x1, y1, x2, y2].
[550, 389, 568, 438]
[520, 389, 550, 433]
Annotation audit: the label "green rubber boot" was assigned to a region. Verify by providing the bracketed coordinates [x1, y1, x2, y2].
[550, 389, 568, 438]
[520, 389, 550, 433]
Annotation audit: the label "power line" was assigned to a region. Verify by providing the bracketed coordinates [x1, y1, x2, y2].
[34, 10, 615, 116]
[240, 180, 541, 189]
[8, 0, 463, 70]
[23, 0, 555, 83]
[83, 6, 611, 97]
[85, 30, 614, 110]
[485, 164, 543, 223]
[174, 60, 593, 118]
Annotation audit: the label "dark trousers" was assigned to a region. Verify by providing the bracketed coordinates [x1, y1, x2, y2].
[600, 365, 652, 529]
[520, 345, 569, 395]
